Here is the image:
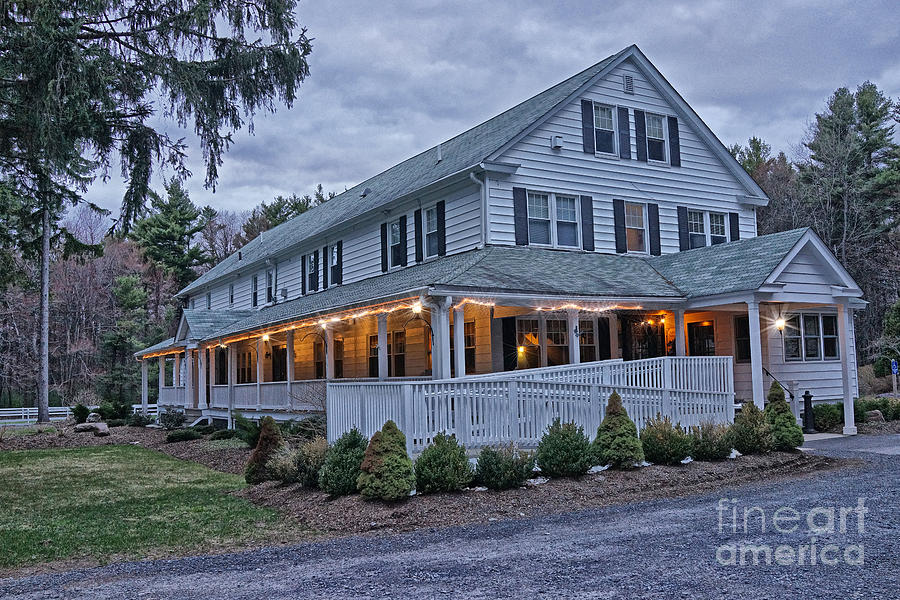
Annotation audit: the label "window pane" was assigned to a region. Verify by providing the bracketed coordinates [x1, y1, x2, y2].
[784, 338, 801, 360]
[822, 315, 837, 336]
[595, 129, 614, 153]
[711, 234, 727, 245]
[688, 211, 705, 234]
[425, 208, 438, 233]
[426, 232, 439, 257]
[823, 337, 839, 359]
[546, 319, 566, 346]
[689, 232, 707, 249]
[803, 315, 820, 336]
[557, 222, 578, 247]
[527, 192, 549, 219]
[626, 227, 645, 252]
[646, 114, 664, 139]
[804, 336, 820, 359]
[556, 196, 577, 222]
[648, 138, 665, 161]
[516, 319, 539, 347]
[593, 104, 614, 130]
[625, 203, 644, 228]
[390, 221, 401, 244]
[785, 316, 801, 336]
[709, 213, 727, 236]
[529, 219, 550, 244]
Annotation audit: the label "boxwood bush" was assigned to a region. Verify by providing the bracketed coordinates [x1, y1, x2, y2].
[535, 419, 592, 478]
[688, 422, 733, 461]
[475, 444, 534, 490]
[592, 391, 644, 469]
[813, 403, 843, 431]
[640, 414, 692, 465]
[414, 433, 474, 494]
[318, 428, 368, 496]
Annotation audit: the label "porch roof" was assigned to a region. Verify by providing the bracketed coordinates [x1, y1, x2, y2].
[135, 337, 179, 358]
[178, 309, 253, 341]
[649, 228, 809, 298]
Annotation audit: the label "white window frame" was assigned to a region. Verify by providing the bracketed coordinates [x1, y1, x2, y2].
[266, 268, 274, 303]
[624, 201, 648, 254]
[388, 219, 403, 269]
[783, 313, 840, 362]
[688, 210, 729, 248]
[229, 283, 234, 306]
[592, 102, 618, 156]
[526, 190, 581, 248]
[423, 206, 440, 259]
[329, 244, 339, 286]
[645, 112, 668, 163]
[205, 292, 211, 310]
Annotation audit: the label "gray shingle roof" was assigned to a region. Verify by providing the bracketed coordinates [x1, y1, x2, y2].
[179, 49, 627, 297]
[135, 337, 179, 358]
[182, 309, 254, 340]
[648, 228, 809, 298]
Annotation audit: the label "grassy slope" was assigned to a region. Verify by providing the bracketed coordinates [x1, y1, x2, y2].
[0, 445, 301, 571]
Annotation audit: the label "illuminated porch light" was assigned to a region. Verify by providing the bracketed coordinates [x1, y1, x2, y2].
[775, 317, 786, 332]
[412, 302, 423, 314]
[517, 345, 526, 354]
[262, 334, 270, 342]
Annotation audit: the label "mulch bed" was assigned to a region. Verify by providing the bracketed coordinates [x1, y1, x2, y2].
[237, 451, 851, 539]
[0, 424, 251, 475]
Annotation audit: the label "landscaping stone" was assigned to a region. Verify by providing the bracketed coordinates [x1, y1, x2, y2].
[866, 409, 886, 423]
[93, 423, 110, 437]
[86, 412, 102, 423]
[74, 423, 97, 433]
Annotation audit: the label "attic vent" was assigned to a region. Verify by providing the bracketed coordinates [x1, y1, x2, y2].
[238, 251, 242, 261]
[623, 74, 634, 94]
[360, 187, 372, 198]
[436, 143, 442, 163]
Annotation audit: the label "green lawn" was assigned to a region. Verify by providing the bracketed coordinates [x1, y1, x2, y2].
[0, 445, 303, 571]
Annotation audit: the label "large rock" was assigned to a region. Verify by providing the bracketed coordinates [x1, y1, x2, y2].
[74, 422, 97, 433]
[865, 409, 885, 423]
[86, 412, 102, 423]
[92, 423, 110, 437]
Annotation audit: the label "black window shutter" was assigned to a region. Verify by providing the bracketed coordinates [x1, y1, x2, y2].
[436, 200, 446, 256]
[634, 109, 647, 162]
[617, 107, 631, 159]
[613, 199, 627, 254]
[729, 213, 741, 241]
[380, 223, 388, 272]
[336, 241, 343, 284]
[667, 116, 681, 167]
[399, 214, 408, 266]
[597, 317, 611, 360]
[581, 99, 595, 154]
[312, 249, 319, 291]
[414, 208, 423, 263]
[322, 245, 329, 288]
[512, 187, 529, 245]
[580, 195, 595, 251]
[677, 206, 690, 251]
[648, 203, 661, 256]
[301, 255, 307, 295]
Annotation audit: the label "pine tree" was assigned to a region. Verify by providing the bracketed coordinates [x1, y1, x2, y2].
[95, 275, 150, 410]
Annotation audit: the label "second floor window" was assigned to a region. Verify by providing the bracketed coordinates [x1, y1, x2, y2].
[307, 254, 317, 291]
[624, 202, 646, 253]
[527, 191, 579, 247]
[330, 244, 340, 285]
[688, 210, 728, 248]
[593, 103, 616, 154]
[251, 276, 259, 307]
[389, 220, 403, 268]
[424, 206, 439, 258]
[206, 292, 211, 310]
[646, 113, 666, 162]
[266, 269, 274, 303]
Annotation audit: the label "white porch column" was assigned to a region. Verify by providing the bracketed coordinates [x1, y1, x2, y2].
[174, 353, 182, 387]
[674, 309, 686, 357]
[256, 337, 263, 410]
[184, 348, 194, 410]
[838, 302, 858, 435]
[158, 356, 165, 403]
[538, 313, 548, 367]
[747, 301, 765, 409]
[197, 347, 207, 410]
[227, 344, 236, 428]
[140, 359, 149, 415]
[377, 313, 389, 380]
[286, 329, 295, 400]
[324, 327, 335, 380]
[432, 298, 452, 379]
[567, 310, 580, 364]
[453, 305, 466, 377]
[209, 347, 217, 392]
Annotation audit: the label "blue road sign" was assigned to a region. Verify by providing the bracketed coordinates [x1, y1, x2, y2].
[892, 359, 898, 375]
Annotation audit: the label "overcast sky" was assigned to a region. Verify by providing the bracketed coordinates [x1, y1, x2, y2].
[85, 0, 900, 218]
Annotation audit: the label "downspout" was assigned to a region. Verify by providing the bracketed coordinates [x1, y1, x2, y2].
[469, 171, 488, 248]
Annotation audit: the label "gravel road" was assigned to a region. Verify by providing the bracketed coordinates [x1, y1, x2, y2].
[2, 434, 897, 600]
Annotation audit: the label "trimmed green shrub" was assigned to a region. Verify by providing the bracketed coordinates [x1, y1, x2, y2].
[689, 422, 733, 461]
[535, 419, 592, 478]
[592, 391, 644, 469]
[106, 419, 126, 427]
[166, 428, 202, 443]
[318, 428, 368, 496]
[297, 436, 328, 488]
[771, 410, 804, 450]
[98, 401, 129, 421]
[244, 416, 284, 484]
[71, 404, 90, 424]
[209, 428, 240, 441]
[730, 402, 772, 455]
[159, 408, 186, 430]
[234, 412, 261, 448]
[813, 403, 843, 432]
[357, 420, 415, 501]
[640, 414, 692, 465]
[127, 412, 153, 427]
[192, 424, 217, 435]
[475, 444, 534, 490]
[414, 433, 474, 494]
[766, 380, 787, 405]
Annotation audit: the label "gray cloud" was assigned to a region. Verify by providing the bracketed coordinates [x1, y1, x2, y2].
[85, 0, 900, 217]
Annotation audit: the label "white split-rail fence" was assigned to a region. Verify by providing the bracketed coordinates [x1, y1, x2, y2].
[0, 404, 159, 425]
[326, 356, 735, 454]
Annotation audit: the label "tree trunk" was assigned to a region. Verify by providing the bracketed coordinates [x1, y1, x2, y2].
[37, 204, 50, 423]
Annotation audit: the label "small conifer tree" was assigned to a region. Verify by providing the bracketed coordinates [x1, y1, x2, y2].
[593, 392, 645, 469]
[357, 420, 415, 501]
[245, 416, 284, 484]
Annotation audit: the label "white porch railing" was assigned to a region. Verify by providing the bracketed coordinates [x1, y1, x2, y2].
[158, 386, 185, 407]
[131, 403, 159, 416]
[327, 356, 735, 453]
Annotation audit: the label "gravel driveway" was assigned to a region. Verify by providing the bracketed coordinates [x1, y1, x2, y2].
[2, 434, 897, 600]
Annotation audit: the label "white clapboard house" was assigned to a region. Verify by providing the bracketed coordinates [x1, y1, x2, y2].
[136, 45, 863, 447]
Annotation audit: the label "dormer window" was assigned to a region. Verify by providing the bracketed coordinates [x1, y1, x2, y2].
[424, 207, 439, 258]
[389, 220, 403, 268]
[593, 103, 616, 154]
[645, 113, 666, 162]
